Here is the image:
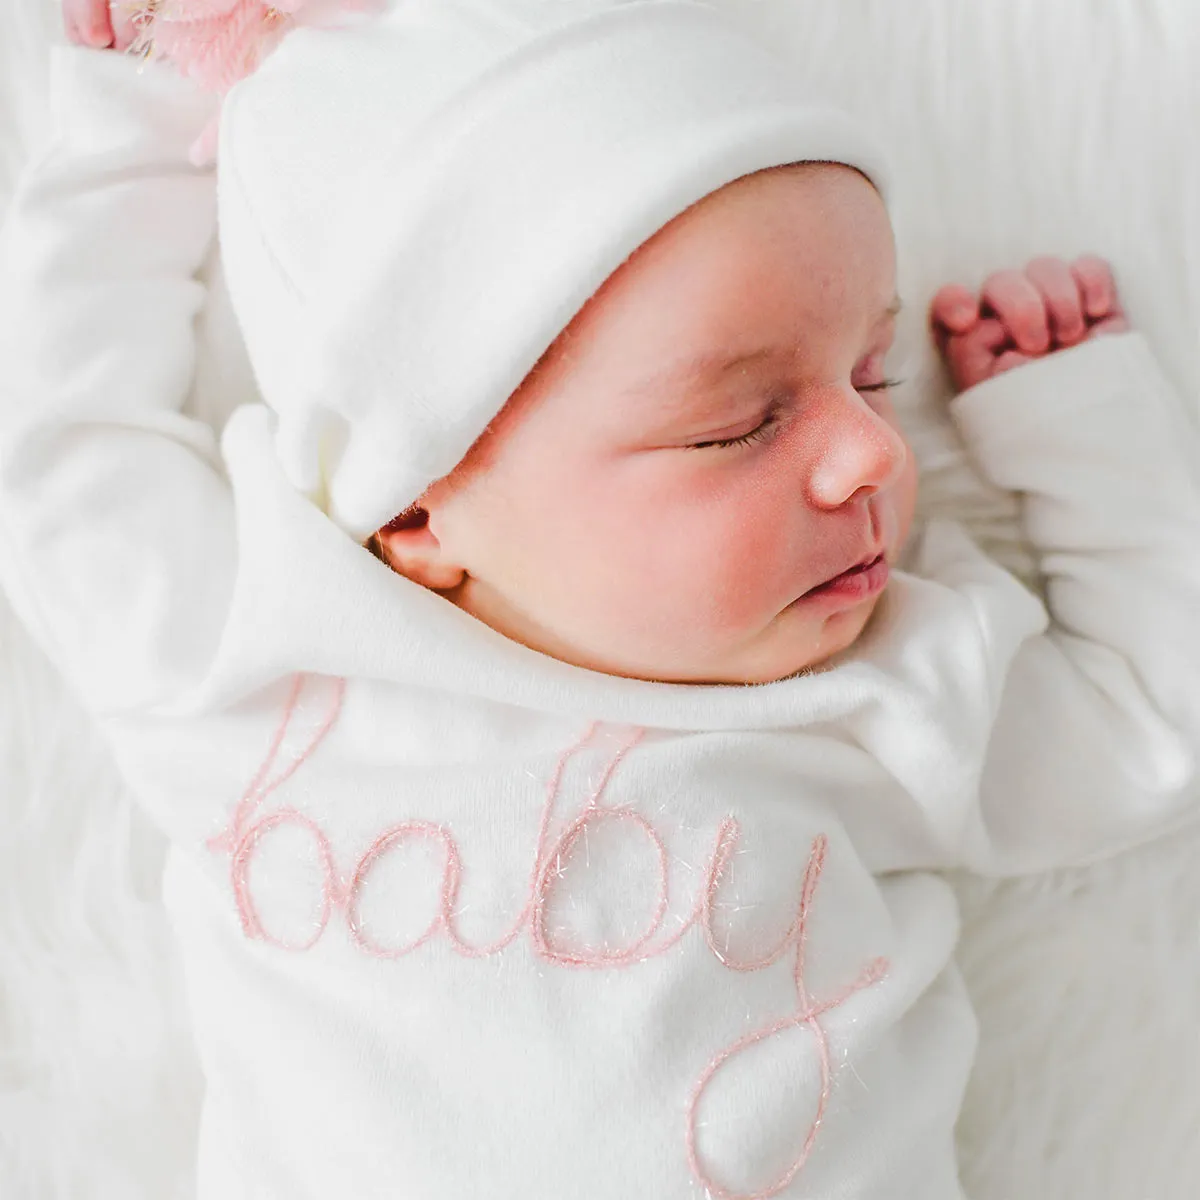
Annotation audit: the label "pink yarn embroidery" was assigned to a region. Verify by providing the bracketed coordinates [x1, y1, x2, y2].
[206, 672, 345, 949]
[685, 833, 889, 1200]
[207, 673, 890, 1192]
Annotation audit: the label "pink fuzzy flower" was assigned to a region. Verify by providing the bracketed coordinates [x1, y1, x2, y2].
[130, 0, 379, 96]
[125, 0, 380, 163]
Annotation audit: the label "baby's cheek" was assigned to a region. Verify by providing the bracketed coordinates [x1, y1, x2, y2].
[639, 491, 799, 638]
[547, 456, 807, 658]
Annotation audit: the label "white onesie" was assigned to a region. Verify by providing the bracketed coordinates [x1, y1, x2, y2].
[2, 48, 1199, 1200]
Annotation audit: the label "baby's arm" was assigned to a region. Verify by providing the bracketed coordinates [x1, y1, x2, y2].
[0, 32, 234, 715]
[927, 258, 1200, 872]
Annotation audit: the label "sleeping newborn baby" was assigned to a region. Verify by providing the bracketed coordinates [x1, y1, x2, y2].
[368, 161, 1129, 686]
[371, 161, 917, 683]
[4, 0, 1199, 1197]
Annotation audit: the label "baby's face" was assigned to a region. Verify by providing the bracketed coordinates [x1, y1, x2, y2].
[381, 163, 916, 684]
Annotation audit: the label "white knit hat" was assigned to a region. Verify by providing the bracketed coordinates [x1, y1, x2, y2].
[217, 0, 891, 539]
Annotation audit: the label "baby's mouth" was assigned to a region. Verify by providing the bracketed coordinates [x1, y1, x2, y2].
[800, 553, 889, 603]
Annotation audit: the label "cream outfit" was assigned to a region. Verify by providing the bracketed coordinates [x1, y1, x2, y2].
[2, 42, 1200, 1200]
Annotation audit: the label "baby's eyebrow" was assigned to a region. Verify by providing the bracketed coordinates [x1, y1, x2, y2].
[630, 295, 903, 399]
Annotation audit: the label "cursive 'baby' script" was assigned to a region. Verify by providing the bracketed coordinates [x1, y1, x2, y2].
[204, 673, 887, 1199]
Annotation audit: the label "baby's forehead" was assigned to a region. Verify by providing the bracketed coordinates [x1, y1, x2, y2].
[473, 164, 896, 449]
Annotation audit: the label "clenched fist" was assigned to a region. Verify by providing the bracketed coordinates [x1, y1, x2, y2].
[63, 0, 139, 51]
[931, 255, 1129, 391]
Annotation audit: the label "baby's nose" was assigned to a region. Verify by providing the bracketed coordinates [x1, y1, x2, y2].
[805, 389, 909, 510]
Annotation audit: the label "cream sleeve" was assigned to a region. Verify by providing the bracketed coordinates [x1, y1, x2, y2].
[0, 46, 238, 715]
[0, 47, 236, 716]
[946, 331, 1200, 873]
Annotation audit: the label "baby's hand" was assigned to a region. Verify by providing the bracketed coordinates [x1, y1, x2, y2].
[63, 0, 138, 51]
[930, 256, 1130, 392]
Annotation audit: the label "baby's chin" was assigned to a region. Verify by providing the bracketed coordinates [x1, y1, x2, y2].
[461, 586, 884, 687]
[731, 592, 883, 684]
[580, 591, 887, 687]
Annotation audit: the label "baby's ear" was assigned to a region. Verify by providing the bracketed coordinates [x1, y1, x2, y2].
[373, 506, 466, 592]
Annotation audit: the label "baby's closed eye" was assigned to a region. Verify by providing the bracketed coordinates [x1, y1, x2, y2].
[685, 399, 786, 450]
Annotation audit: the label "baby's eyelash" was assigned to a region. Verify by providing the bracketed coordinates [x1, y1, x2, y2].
[687, 408, 782, 451]
[857, 377, 905, 395]
[687, 379, 905, 452]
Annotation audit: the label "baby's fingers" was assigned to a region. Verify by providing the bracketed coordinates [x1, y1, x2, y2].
[1071, 255, 1121, 321]
[63, 0, 139, 50]
[63, 0, 114, 47]
[980, 269, 1050, 355]
[110, 2, 139, 51]
[930, 284, 980, 336]
[944, 318, 1007, 391]
[1025, 256, 1086, 347]
[1086, 314, 1131, 339]
[991, 349, 1032, 377]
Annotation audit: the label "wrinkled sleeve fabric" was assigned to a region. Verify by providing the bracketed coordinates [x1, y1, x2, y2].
[945, 332, 1200, 873]
[0, 47, 235, 717]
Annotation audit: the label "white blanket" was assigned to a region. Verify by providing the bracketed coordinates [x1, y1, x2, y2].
[1, 0, 1198, 1196]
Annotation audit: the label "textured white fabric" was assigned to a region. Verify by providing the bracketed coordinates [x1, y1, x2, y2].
[3, 42, 1200, 1200]
[217, 0, 891, 538]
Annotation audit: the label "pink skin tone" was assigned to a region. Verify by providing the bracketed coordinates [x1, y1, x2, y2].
[67, 1, 1131, 685]
[63, 0, 138, 50]
[386, 163, 913, 686]
[378, 182, 1130, 685]
[931, 256, 1128, 390]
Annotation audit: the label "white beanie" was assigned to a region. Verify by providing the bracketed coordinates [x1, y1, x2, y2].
[217, 0, 891, 539]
